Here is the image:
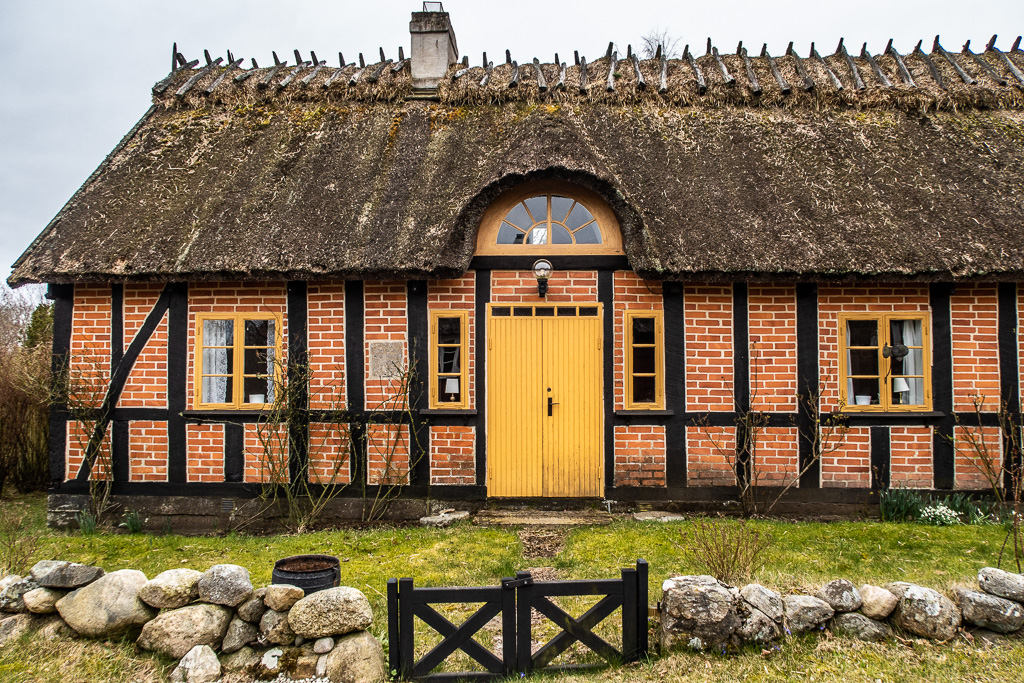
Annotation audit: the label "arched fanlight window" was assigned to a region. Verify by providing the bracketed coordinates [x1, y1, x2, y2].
[475, 181, 624, 255]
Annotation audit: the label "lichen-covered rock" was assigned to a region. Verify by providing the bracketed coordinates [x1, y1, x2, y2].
[137, 603, 232, 659]
[321, 630, 386, 683]
[887, 583, 961, 640]
[237, 588, 267, 623]
[139, 568, 201, 609]
[859, 584, 898, 620]
[265, 584, 305, 612]
[978, 567, 1024, 603]
[289, 587, 373, 639]
[740, 584, 784, 623]
[29, 561, 104, 589]
[260, 608, 296, 645]
[222, 615, 260, 654]
[955, 588, 1024, 633]
[783, 595, 834, 634]
[831, 612, 891, 641]
[221, 645, 260, 673]
[55, 569, 155, 637]
[255, 646, 298, 679]
[659, 575, 740, 652]
[168, 644, 220, 683]
[196, 564, 252, 607]
[817, 579, 862, 613]
[22, 587, 65, 614]
[0, 613, 33, 646]
[737, 606, 782, 643]
[0, 575, 40, 613]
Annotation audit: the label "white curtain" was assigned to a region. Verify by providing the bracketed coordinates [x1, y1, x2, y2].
[202, 320, 231, 403]
[892, 319, 923, 405]
[265, 320, 276, 403]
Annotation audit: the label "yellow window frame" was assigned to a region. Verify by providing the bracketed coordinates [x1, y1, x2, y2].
[430, 310, 470, 409]
[838, 312, 932, 412]
[624, 310, 665, 410]
[194, 312, 284, 410]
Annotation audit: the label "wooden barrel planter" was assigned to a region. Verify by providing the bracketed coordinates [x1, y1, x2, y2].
[272, 554, 341, 595]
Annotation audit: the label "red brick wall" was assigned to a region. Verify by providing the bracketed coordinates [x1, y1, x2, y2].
[428, 275, 476, 408]
[748, 286, 797, 412]
[952, 284, 1000, 412]
[308, 282, 346, 410]
[752, 427, 799, 485]
[613, 425, 666, 486]
[244, 423, 288, 484]
[686, 425, 736, 486]
[186, 423, 224, 483]
[890, 426, 933, 488]
[954, 425, 1002, 490]
[65, 421, 111, 481]
[429, 426, 475, 485]
[308, 422, 351, 484]
[613, 272, 663, 410]
[129, 421, 168, 482]
[490, 270, 598, 304]
[120, 283, 168, 408]
[70, 284, 111, 407]
[364, 281, 408, 410]
[821, 426, 870, 487]
[685, 285, 733, 412]
[366, 424, 410, 485]
[187, 282, 289, 408]
[818, 285, 930, 412]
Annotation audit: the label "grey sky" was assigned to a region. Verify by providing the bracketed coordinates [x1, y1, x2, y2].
[2, 0, 1022, 285]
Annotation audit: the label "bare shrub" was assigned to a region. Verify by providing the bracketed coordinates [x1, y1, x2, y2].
[678, 516, 774, 583]
[0, 503, 40, 577]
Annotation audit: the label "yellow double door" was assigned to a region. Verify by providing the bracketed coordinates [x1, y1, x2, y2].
[487, 305, 603, 497]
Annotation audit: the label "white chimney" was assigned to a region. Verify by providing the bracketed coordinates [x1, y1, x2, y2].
[409, 3, 458, 90]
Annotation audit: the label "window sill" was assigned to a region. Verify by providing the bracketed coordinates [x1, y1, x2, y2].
[184, 409, 270, 418]
[420, 408, 478, 416]
[834, 410, 945, 419]
[615, 409, 674, 417]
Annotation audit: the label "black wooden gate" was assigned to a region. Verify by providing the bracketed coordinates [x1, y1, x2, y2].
[387, 559, 648, 681]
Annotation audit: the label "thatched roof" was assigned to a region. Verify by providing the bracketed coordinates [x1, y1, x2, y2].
[10, 41, 1024, 286]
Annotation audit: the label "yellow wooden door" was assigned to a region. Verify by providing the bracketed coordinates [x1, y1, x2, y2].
[487, 306, 603, 497]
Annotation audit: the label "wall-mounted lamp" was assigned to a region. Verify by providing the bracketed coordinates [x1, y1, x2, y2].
[533, 259, 553, 297]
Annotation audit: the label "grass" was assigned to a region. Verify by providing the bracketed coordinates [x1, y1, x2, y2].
[3, 493, 1024, 682]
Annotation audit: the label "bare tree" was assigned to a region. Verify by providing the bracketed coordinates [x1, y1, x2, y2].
[640, 27, 683, 60]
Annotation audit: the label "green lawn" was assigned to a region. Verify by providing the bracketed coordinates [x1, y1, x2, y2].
[2, 493, 1024, 682]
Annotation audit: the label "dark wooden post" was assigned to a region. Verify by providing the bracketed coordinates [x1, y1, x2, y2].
[515, 570, 533, 674]
[621, 565, 638, 660]
[501, 576, 517, 674]
[637, 559, 649, 659]
[387, 578, 400, 676]
[398, 578, 415, 679]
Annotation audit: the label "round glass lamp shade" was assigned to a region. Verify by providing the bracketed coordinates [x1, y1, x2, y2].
[532, 259, 553, 280]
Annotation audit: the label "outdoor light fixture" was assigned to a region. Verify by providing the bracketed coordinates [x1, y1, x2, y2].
[533, 259, 553, 297]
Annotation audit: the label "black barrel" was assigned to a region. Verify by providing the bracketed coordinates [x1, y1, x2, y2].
[272, 554, 341, 595]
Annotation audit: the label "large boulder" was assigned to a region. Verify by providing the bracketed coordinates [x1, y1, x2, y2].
[22, 587, 65, 614]
[139, 568, 202, 609]
[321, 630, 387, 683]
[265, 584, 305, 612]
[978, 567, 1024, 602]
[221, 645, 260, 673]
[0, 575, 39, 613]
[659, 575, 740, 652]
[0, 613, 33, 646]
[817, 579, 862, 613]
[55, 569, 155, 637]
[783, 595, 834, 634]
[237, 588, 267, 623]
[859, 584, 898, 620]
[260, 608, 296, 645]
[137, 603, 232, 659]
[197, 564, 252, 607]
[955, 588, 1024, 634]
[168, 644, 221, 683]
[740, 584, 784, 623]
[30, 560, 104, 589]
[887, 583, 961, 640]
[222, 615, 260, 654]
[832, 613, 891, 641]
[737, 606, 783, 643]
[289, 587, 373, 639]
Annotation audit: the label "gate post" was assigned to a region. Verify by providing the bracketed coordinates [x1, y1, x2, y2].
[398, 577, 415, 679]
[501, 576, 517, 675]
[637, 559, 649, 659]
[515, 570, 533, 675]
[621, 565, 638, 661]
[387, 579, 400, 675]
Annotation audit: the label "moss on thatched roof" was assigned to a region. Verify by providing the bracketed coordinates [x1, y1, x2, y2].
[10, 46, 1024, 286]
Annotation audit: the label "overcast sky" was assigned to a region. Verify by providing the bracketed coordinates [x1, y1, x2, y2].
[2, 0, 1022, 286]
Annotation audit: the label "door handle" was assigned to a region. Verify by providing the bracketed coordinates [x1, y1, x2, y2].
[548, 396, 559, 416]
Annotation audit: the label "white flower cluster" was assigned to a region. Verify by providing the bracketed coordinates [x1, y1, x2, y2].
[919, 504, 962, 526]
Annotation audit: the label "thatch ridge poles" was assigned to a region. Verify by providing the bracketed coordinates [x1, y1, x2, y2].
[709, 41, 736, 85]
[786, 42, 815, 91]
[509, 61, 521, 87]
[933, 36, 975, 85]
[349, 63, 367, 86]
[279, 60, 312, 89]
[234, 62, 258, 84]
[153, 45, 198, 95]
[836, 38, 865, 90]
[737, 43, 761, 94]
[556, 62, 567, 90]
[683, 45, 707, 94]
[860, 44, 892, 87]
[259, 54, 288, 90]
[367, 59, 394, 84]
[480, 61, 494, 87]
[453, 64, 472, 80]
[986, 35, 1024, 85]
[761, 44, 791, 94]
[301, 60, 328, 86]
[532, 58, 548, 92]
[810, 43, 843, 89]
[630, 53, 647, 90]
[579, 57, 589, 94]
[885, 40, 915, 86]
[607, 51, 618, 92]
[961, 40, 1006, 86]
[205, 58, 245, 94]
[914, 40, 945, 89]
[659, 48, 669, 93]
[176, 57, 223, 98]
[322, 54, 353, 88]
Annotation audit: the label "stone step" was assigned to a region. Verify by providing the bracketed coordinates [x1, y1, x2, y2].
[473, 510, 613, 527]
